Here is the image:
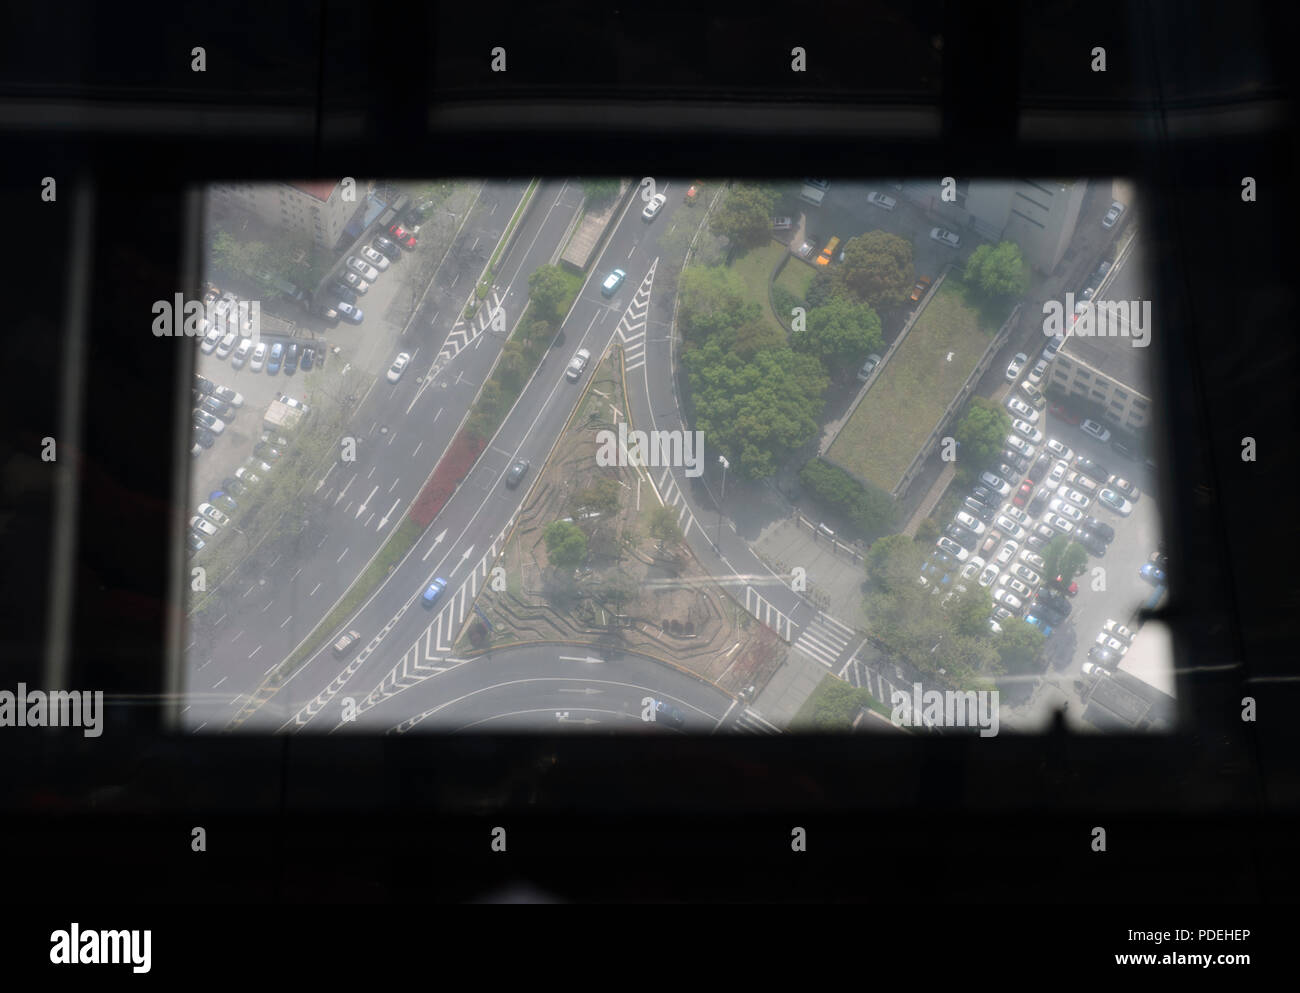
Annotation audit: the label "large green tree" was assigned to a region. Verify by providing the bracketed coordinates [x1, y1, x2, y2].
[799, 458, 898, 542]
[544, 520, 588, 569]
[995, 618, 1046, 675]
[709, 183, 780, 250]
[677, 266, 759, 344]
[866, 533, 925, 595]
[954, 397, 1012, 478]
[836, 231, 915, 309]
[965, 240, 1029, 299]
[528, 264, 570, 322]
[795, 296, 884, 375]
[1041, 535, 1089, 587]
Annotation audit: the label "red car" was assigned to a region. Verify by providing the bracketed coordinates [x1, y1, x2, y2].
[1052, 575, 1079, 596]
[1013, 482, 1032, 507]
[1049, 403, 1081, 426]
[388, 224, 417, 249]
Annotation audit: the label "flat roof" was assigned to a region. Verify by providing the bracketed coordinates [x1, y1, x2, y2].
[1060, 319, 1152, 398]
[1118, 620, 1176, 699]
[288, 181, 338, 202]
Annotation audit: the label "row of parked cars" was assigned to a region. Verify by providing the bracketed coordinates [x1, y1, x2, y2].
[326, 223, 420, 325]
[191, 374, 245, 455]
[188, 419, 296, 554]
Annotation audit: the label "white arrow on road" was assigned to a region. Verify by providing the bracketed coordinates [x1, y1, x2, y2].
[448, 545, 474, 576]
[356, 484, 379, 518]
[559, 655, 605, 665]
[376, 498, 401, 530]
[422, 529, 448, 561]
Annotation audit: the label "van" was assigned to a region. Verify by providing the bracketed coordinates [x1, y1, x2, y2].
[332, 630, 363, 659]
[815, 236, 840, 267]
[798, 183, 826, 207]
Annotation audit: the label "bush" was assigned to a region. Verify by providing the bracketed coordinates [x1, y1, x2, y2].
[799, 458, 898, 542]
[771, 285, 802, 327]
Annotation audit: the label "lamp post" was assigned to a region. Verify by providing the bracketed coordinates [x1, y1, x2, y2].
[715, 454, 730, 551]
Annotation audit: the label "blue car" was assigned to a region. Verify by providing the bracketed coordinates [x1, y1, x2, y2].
[655, 700, 686, 729]
[267, 342, 283, 374]
[600, 268, 626, 297]
[420, 577, 448, 608]
[1024, 612, 1054, 637]
[1139, 562, 1166, 585]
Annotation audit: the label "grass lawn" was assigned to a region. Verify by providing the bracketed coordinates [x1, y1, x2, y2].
[827, 277, 995, 493]
[775, 256, 815, 304]
[729, 241, 791, 340]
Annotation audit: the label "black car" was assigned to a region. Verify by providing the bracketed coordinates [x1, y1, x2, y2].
[1027, 454, 1051, 484]
[655, 700, 687, 729]
[194, 426, 215, 448]
[373, 235, 402, 261]
[1088, 644, 1117, 665]
[504, 458, 530, 488]
[1082, 517, 1115, 542]
[963, 497, 995, 523]
[996, 462, 1022, 483]
[970, 485, 996, 506]
[210, 493, 239, 514]
[283, 343, 300, 375]
[1038, 600, 1069, 625]
[1111, 441, 1137, 460]
[331, 284, 359, 305]
[1025, 532, 1049, 552]
[945, 524, 978, 551]
[187, 532, 206, 553]
[1073, 528, 1108, 557]
[1073, 456, 1110, 483]
[1037, 591, 1072, 617]
[300, 346, 315, 371]
[1001, 451, 1030, 473]
[194, 375, 215, 395]
[1026, 487, 1051, 517]
[200, 396, 236, 421]
[222, 476, 247, 497]
[932, 550, 959, 572]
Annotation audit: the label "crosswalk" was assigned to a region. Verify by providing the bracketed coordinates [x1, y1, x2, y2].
[655, 467, 697, 539]
[616, 263, 655, 372]
[732, 707, 781, 734]
[793, 611, 856, 669]
[743, 586, 793, 641]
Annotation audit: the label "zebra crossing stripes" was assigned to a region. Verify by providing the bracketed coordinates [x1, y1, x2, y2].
[655, 467, 697, 538]
[793, 611, 856, 669]
[438, 290, 503, 365]
[733, 708, 781, 734]
[617, 263, 655, 371]
[743, 586, 793, 641]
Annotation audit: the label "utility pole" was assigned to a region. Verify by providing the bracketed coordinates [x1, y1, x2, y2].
[715, 454, 729, 552]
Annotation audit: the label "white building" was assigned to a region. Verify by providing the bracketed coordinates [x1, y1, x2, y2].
[209, 181, 357, 250]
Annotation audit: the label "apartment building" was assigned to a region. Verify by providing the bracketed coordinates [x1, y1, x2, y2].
[209, 181, 357, 250]
[1049, 332, 1153, 431]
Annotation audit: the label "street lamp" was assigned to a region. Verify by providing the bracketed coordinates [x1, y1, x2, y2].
[715, 454, 730, 551]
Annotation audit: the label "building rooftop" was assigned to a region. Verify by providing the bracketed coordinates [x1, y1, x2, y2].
[1060, 321, 1153, 399]
[1118, 620, 1176, 699]
[288, 181, 338, 203]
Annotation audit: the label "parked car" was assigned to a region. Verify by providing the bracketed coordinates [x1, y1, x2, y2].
[283, 343, 300, 375]
[300, 346, 315, 371]
[194, 426, 215, 449]
[196, 503, 230, 527]
[193, 408, 225, 435]
[1097, 488, 1133, 515]
[332, 283, 359, 305]
[346, 256, 380, 281]
[337, 271, 369, 294]
[1081, 419, 1112, 443]
[1005, 396, 1039, 423]
[1082, 517, 1115, 542]
[200, 396, 236, 421]
[215, 332, 237, 359]
[867, 192, 897, 211]
[1103, 619, 1134, 644]
[250, 342, 267, 372]
[980, 472, 1011, 497]
[360, 246, 390, 271]
[337, 301, 365, 324]
[909, 276, 933, 303]
[963, 497, 995, 523]
[373, 235, 401, 261]
[856, 354, 883, 381]
[1108, 476, 1140, 501]
[1102, 200, 1125, 228]
[936, 537, 970, 562]
[267, 342, 283, 374]
[930, 227, 961, 248]
[1006, 352, 1028, 381]
[1012, 419, 1043, 445]
[388, 224, 417, 249]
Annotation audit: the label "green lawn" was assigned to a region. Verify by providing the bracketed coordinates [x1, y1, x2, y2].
[827, 277, 995, 493]
[728, 241, 791, 340]
[775, 256, 815, 304]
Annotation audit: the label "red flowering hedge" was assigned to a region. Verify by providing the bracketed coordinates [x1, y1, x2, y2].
[409, 429, 486, 528]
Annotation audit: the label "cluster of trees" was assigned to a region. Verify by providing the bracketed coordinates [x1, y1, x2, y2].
[963, 241, 1029, 300]
[709, 183, 780, 250]
[678, 266, 828, 480]
[863, 534, 1045, 685]
[793, 296, 884, 375]
[544, 519, 588, 569]
[952, 396, 1013, 482]
[798, 458, 897, 542]
[209, 229, 326, 299]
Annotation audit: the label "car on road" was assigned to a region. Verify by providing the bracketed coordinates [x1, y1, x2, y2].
[655, 700, 687, 729]
[347, 256, 380, 281]
[856, 353, 883, 381]
[249, 342, 267, 372]
[1005, 352, 1028, 381]
[190, 516, 219, 538]
[421, 577, 448, 607]
[337, 271, 369, 293]
[565, 347, 591, 381]
[283, 343, 300, 375]
[867, 192, 897, 211]
[1097, 487, 1133, 515]
[909, 276, 932, 303]
[1044, 512, 1074, 534]
[193, 408, 225, 434]
[954, 511, 986, 536]
[386, 352, 411, 383]
[360, 246, 390, 271]
[1081, 419, 1112, 442]
[1139, 561, 1167, 585]
[388, 224, 417, 249]
[980, 472, 1011, 497]
[267, 343, 283, 375]
[936, 537, 969, 562]
[505, 458, 530, 488]
[929, 227, 961, 248]
[196, 503, 230, 527]
[1108, 476, 1140, 501]
[373, 235, 401, 261]
[1102, 200, 1125, 228]
[1082, 516, 1115, 542]
[337, 301, 365, 324]
[1103, 619, 1134, 644]
[642, 193, 667, 220]
[332, 630, 364, 659]
[1012, 419, 1043, 444]
[1005, 396, 1039, 423]
[601, 268, 626, 297]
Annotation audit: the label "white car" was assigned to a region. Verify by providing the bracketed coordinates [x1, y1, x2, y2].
[1005, 352, 1028, 382]
[196, 503, 230, 527]
[190, 516, 219, 537]
[1081, 661, 1110, 680]
[1005, 434, 1033, 457]
[1097, 488, 1133, 516]
[360, 246, 390, 271]
[347, 256, 380, 282]
[954, 511, 986, 536]
[960, 556, 986, 581]
[234, 466, 261, 486]
[386, 352, 411, 383]
[856, 353, 883, 382]
[988, 618, 1002, 635]
[1010, 564, 1041, 586]
[1048, 499, 1083, 522]
[1103, 619, 1134, 644]
[1000, 504, 1030, 526]
[994, 517, 1027, 542]
[642, 193, 667, 220]
[193, 408, 225, 435]
[935, 537, 969, 563]
[866, 192, 897, 211]
[1005, 396, 1039, 423]
[992, 588, 1023, 612]
[1056, 487, 1091, 509]
[216, 332, 237, 359]
[980, 472, 1011, 497]
[1026, 358, 1049, 386]
[1095, 632, 1128, 655]
[200, 326, 223, 354]
[1042, 335, 1065, 361]
[212, 385, 244, 407]
[1045, 439, 1074, 461]
[232, 338, 253, 369]
[930, 227, 961, 248]
[1019, 380, 1046, 408]
[250, 342, 267, 372]
[995, 541, 1019, 566]
[1012, 419, 1043, 445]
[1048, 459, 1069, 484]
[998, 575, 1031, 598]
[1102, 200, 1125, 228]
[1044, 512, 1075, 534]
[1081, 419, 1111, 442]
[565, 348, 591, 381]
[1018, 549, 1046, 570]
[978, 564, 999, 588]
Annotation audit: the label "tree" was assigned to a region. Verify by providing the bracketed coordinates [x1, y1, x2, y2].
[648, 504, 684, 545]
[544, 520, 588, 569]
[1041, 536, 1088, 587]
[709, 183, 779, 250]
[866, 533, 925, 595]
[528, 264, 570, 322]
[800, 677, 878, 730]
[949, 584, 993, 639]
[677, 266, 758, 344]
[570, 478, 621, 518]
[799, 458, 897, 542]
[964, 241, 1029, 299]
[581, 179, 620, 208]
[914, 518, 940, 544]
[836, 231, 914, 309]
[995, 619, 1046, 675]
[954, 397, 1012, 478]
[795, 296, 884, 374]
